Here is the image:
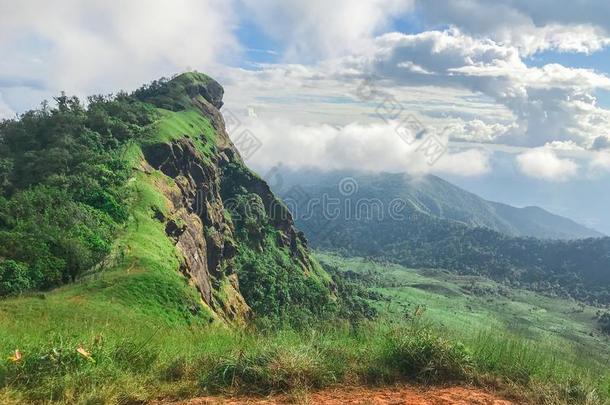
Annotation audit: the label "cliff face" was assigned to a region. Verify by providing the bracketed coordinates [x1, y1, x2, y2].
[136, 73, 332, 323]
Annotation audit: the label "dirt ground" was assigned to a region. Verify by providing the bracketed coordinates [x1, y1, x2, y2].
[169, 385, 518, 405]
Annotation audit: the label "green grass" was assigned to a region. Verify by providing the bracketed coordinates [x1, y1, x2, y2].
[144, 108, 217, 159]
[1, 245, 608, 404]
[316, 252, 610, 402]
[2, 315, 606, 404]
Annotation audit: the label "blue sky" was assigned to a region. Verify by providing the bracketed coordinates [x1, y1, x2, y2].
[1, 0, 610, 232]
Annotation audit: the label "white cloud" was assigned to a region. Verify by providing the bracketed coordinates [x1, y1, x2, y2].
[232, 115, 490, 176]
[544, 140, 585, 151]
[416, 0, 610, 56]
[516, 147, 579, 181]
[0, 0, 238, 100]
[239, 0, 414, 59]
[361, 29, 610, 148]
[0, 93, 14, 120]
[441, 119, 515, 143]
[591, 152, 610, 172]
[516, 24, 610, 56]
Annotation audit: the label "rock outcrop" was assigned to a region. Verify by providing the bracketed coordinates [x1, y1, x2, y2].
[138, 72, 328, 322]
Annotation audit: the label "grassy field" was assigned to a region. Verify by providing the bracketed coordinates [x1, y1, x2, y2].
[1, 251, 608, 404]
[317, 252, 610, 398]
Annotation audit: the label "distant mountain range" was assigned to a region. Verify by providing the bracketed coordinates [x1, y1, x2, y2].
[270, 169, 603, 240]
[267, 169, 610, 305]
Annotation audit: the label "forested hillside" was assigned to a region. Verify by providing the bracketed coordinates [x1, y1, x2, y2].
[0, 72, 335, 324]
[275, 170, 610, 305]
[274, 169, 602, 239]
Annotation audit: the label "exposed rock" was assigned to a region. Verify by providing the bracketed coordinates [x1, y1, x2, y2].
[196, 80, 224, 109]
[139, 72, 328, 322]
[143, 137, 249, 321]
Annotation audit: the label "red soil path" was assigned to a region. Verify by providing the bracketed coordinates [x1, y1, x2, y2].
[170, 385, 518, 405]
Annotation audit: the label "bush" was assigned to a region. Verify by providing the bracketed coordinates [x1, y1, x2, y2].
[0, 260, 31, 296]
[376, 324, 473, 383]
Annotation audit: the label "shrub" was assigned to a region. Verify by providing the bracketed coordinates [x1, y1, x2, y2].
[0, 259, 31, 296]
[376, 324, 473, 383]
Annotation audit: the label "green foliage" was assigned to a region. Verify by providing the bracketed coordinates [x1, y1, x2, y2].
[234, 240, 335, 327]
[218, 162, 337, 327]
[133, 72, 215, 111]
[0, 260, 30, 296]
[322, 262, 378, 323]
[0, 92, 155, 296]
[286, 173, 610, 305]
[0, 186, 115, 290]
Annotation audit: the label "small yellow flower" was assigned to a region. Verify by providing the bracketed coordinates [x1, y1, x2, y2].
[77, 345, 94, 362]
[8, 349, 22, 363]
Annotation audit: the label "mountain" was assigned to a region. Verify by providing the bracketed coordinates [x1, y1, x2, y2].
[269, 169, 603, 240]
[0, 72, 335, 324]
[268, 169, 610, 304]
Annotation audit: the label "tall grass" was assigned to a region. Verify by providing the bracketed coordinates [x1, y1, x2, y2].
[1, 319, 607, 404]
[470, 332, 609, 404]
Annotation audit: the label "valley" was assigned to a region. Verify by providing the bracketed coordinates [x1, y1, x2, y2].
[317, 252, 610, 376]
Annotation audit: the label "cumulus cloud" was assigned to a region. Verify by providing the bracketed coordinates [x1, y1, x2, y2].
[231, 115, 490, 176]
[440, 119, 515, 143]
[0, 93, 14, 120]
[544, 140, 585, 151]
[592, 136, 610, 150]
[516, 147, 579, 181]
[239, 0, 414, 60]
[0, 0, 238, 101]
[359, 29, 610, 148]
[416, 0, 610, 55]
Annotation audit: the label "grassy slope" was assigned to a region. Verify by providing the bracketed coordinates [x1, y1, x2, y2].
[148, 107, 217, 158]
[0, 101, 337, 403]
[316, 252, 610, 400]
[0, 112, 222, 402]
[316, 253, 610, 356]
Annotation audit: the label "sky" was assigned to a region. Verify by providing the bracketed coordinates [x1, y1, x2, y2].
[1, 0, 610, 233]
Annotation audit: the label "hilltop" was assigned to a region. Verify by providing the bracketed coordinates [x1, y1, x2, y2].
[0, 72, 335, 324]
